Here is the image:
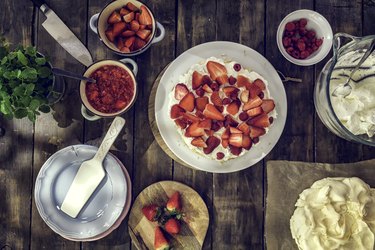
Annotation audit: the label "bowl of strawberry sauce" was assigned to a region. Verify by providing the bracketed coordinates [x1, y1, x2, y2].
[80, 58, 138, 121]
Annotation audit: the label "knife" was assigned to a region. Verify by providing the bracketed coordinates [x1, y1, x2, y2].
[30, 0, 93, 67]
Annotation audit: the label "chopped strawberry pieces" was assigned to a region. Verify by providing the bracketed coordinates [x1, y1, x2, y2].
[221, 127, 230, 139]
[261, 99, 275, 113]
[238, 122, 250, 135]
[203, 104, 225, 121]
[248, 83, 262, 98]
[175, 118, 188, 129]
[242, 135, 252, 150]
[191, 137, 207, 148]
[179, 92, 195, 112]
[237, 75, 251, 88]
[240, 89, 249, 103]
[229, 145, 242, 156]
[206, 61, 228, 85]
[230, 127, 243, 134]
[174, 83, 189, 100]
[249, 126, 266, 138]
[223, 86, 239, 97]
[196, 96, 209, 111]
[226, 101, 240, 116]
[224, 115, 239, 128]
[246, 106, 263, 117]
[202, 84, 213, 93]
[253, 79, 266, 90]
[185, 122, 205, 137]
[170, 104, 185, 119]
[211, 91, 223, 106]
[221, 139, 229, 148]
[139, 5, 153, 25]
[108, 11, 122, 24]
[198, 119, 212, 130]
[229, 133, 243, 147]
[203, 136, 220, 154]
[248, 114, 270, 128]
[182, 113, 200, 123]
[192, 71, 204, 90]
[243, 96, 263, 111]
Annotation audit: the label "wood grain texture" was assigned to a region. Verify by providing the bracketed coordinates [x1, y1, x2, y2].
[212, 1, 265, 249]
[30, 0, 87, 249]
[0, 1, 35, 249]
[129, 181, 209, 250]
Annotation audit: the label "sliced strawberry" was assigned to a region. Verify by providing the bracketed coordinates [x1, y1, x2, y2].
[227, 101, 240, 116]
[192, 71, 204, 90]
[206, 61, 228, 85]
[182, 113, 200, 123]
[229, 133, 243, 147]
[123, 12, 135, 23]
[242, 135, 252, 150]
[205, 129, 215, 136]
[125, 36, 136, 48]
[122, 30, 136, 37]
[154, 227, 170, 250]
[196, 96, 209, 111]
[142, 204, 161, 221]
[139, 5, 153, 25]
[130, 20, 140, 32]
[221, 127, 230, 139]
[253, 79, 266, 90]
[174, 83, 189, 100]
[165, 218, 181, 234]
[126, 2, 139, 11]
[230, 127, 243, 134]
[170, 104, 185, 119]
[179, 92, 195, 112]
[195, 110, 205, 119]
[185, 122, 205, 137]
[237, 75, 251, 88]
[191, 137, 207, 148]
[136, 29, 151, 40]
[134, 37, 147, 50]
[238, 122, 250, 135]
[117, 37, 125, 50]
[166, 191, 182, 212]
[243, 96, 263, 111]
[108, 11, 122, 24]
[119, 8, 130, 16]
[120, 47, 130, 53]
[211, 91, 222, 106]
[115, 99, 127, 110]
[223, 86, 238, 97]
[246, 106, 263, 117]
[203, 136, 220, 154]
[261, 99, 275, 113]
[175, 118, 188, 129]
[139, 24, 147, 30]
[240, 89, 249, 103]
[224, 115, 239, 128]
[229, 145, 242, 156]
[202, 84, 213, 93]
[248, 114, 270, 128]
[221, 139, 229, 148]
[198, 119, 212, 130]
[249, 126, 266, 138]
[215, 105, 224, 113]
[203, 104, 225, 121]
[105, 29, 115, 42]
[248, 83, 262, 98]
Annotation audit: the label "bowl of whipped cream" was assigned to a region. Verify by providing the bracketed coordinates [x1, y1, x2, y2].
[314, 33, 375, 146]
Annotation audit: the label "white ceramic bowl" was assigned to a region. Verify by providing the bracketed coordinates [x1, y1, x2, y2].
[154, 41, 287, 173]
[276, 9, 333, 66]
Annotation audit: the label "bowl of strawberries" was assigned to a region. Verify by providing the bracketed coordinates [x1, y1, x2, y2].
[277, 9, 333, 66]
[154, 41, 287, 173]
[89, 0, 165, 56]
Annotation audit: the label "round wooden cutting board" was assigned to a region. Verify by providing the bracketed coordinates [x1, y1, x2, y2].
[128, 181, 209, 250]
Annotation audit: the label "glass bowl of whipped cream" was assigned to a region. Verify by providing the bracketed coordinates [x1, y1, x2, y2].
[314, 33, 375, 146]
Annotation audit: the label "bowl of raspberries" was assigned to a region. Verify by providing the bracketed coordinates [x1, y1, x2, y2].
[277, 9, 333, 66]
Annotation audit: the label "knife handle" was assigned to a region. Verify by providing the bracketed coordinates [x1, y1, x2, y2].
[30, 0, 45, 8]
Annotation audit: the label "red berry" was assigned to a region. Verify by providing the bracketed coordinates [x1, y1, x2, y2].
[211, 122, 221, 132]
[233, 63, 242, 72]
[216, 105, 224, 113]
[239, 112, 249, 121]
[211, 82, 219, 91]
[222, 98, 231, 105]
[228, 76, 237, 85]
[299, 28, 307, 36]
[195, 87, 205, 97]
[299, 18, 307, 27]
[202, 75, 212, 85]
[284, 31, 294, 37]
[216, 152, 225, 160]
[297, 41, 306, 51]
[291, 50, 300, 59]
[252, 137, 259, 144]
[269, 117, 274, 124]
[300, 50, 310, 59]
[282, 37, 291, 47]
[315, 38, 323, 47]
[258, 92, 264, 99]
[285, 22, 295, 31]
[312, 45, 318, 51]
[307, 31, 316, 39]
[286, 47, 294, 55]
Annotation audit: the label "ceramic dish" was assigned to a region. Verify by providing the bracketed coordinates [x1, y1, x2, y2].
[154, 41, 287, 173]
[34, 145, 128, 240]
[276, 9, 333, 66]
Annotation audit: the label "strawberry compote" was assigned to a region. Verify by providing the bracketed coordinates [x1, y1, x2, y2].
[169, 57, 277, 162]
[86, 65, 134, 113]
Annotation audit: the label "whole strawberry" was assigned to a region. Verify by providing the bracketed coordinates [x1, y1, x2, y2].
[166, 191, 182, 213]
[154, 226, 170, 250]
[142, 204, 161, 221]
[164, 218, 181, 234]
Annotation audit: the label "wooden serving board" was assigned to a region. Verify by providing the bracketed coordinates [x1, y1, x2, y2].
[147, 65, 196, 170]
[128, 181, 209, 250]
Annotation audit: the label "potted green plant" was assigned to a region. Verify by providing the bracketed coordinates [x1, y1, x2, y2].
[0, 38, 61, 122]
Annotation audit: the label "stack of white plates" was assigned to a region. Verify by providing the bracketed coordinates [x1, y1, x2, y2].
[34, 145, 131, 241]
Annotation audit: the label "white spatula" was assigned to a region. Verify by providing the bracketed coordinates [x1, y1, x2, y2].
[61, 116, 125, 218]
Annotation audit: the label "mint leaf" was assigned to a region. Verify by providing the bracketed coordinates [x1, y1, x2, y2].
[29, 99, 40, 110]
[39, 104, 50, 113]
[37, 66, 51, 78]
[21, 68, 38, 81]
[14, 108, 28, 118]
[1, 56, 7, 65]
[35, 57, 46, 65]
[25, 83, 35, 95]
[25, 46, 36, 57]
[27, 111, 36, 122]
[17, 50, 29, 66]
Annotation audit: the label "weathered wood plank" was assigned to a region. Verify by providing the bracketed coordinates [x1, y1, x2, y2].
[0, 1, 35, 249]
[30, 0, 87, 248]
[174, 1, 217, 249]
[212, 0, 265, 249]
[314, 0, 365, 163]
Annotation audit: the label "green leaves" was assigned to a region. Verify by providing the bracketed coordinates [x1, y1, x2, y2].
[0, 38, 53, 122]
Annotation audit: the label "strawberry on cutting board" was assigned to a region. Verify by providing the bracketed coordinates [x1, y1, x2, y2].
[154, 227, 170, 250]
[142, 204, 161, 221]
[166, 191, 182, 212]
[164, 218, 181, 234]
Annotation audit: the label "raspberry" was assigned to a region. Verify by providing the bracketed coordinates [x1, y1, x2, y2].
[233, 63, 242, 72]
[285, 22, 295, 31]
[216, 152, 225, 160]
[239, 112, 249, 121]
[299, 18, 307, 27]
[228, 76, 237, 85]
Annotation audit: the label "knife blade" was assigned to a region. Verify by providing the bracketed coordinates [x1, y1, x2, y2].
[31, 0, 93, 67]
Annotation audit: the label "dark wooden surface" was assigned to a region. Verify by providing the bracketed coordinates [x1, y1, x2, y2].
[1, 0, 375, 249]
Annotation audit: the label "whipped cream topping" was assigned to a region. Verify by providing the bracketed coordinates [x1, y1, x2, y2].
[330, 50, 375, 137]
[290, 177, 375, 250]
[169, 56, 276, 161]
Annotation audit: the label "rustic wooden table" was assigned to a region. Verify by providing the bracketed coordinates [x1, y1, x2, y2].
[1, 0, 375, 249]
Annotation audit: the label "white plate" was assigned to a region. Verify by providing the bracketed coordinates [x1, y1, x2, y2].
[34, 145, 127, 240]
[155, 41, 287, 173]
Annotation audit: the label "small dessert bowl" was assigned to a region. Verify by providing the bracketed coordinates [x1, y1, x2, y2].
[276, 9, 333, 66]
[80, 58, 138, 121]
[89, 0, 165, 56]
